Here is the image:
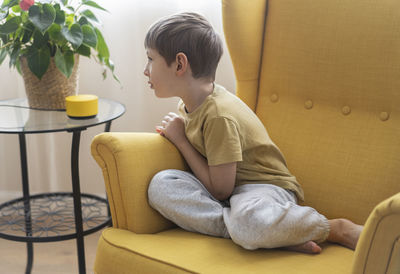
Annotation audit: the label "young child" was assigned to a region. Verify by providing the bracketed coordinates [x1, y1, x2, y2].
[144, 12, 363, 254]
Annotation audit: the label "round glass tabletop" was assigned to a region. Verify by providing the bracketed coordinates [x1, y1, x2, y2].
[0, 98, 125, 134]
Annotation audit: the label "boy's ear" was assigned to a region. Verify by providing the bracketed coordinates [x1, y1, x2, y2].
[175, 52, 188, 76]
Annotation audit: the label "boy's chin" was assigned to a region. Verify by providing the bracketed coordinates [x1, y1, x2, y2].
[154, 90, 170, 98]
[153, 91, 162, 98]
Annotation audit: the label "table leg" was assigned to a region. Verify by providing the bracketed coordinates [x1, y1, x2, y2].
[104, 121, 112, 132]
[71, 130, 86, 274]
[18, 133, 33, 274]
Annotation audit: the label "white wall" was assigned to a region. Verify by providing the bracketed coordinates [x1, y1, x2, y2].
[0, 0, 235, 201]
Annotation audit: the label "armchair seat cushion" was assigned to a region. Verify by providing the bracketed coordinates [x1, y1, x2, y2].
[95, 228, 353, 274]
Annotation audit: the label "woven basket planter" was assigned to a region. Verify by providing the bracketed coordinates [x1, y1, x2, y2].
[20, 56, 79, 110]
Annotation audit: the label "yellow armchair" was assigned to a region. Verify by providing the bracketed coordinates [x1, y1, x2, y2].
[91, 0, 400, 273]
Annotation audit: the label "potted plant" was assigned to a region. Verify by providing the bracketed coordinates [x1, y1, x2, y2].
[0, 0, 117, 109]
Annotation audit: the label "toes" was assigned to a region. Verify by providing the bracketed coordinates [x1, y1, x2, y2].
[285, 241, 322, 254]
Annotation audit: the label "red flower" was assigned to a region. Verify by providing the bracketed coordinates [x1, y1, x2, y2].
[20, 0, 35, 11]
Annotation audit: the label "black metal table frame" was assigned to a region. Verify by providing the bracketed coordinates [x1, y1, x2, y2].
[0, 121, 113, 274]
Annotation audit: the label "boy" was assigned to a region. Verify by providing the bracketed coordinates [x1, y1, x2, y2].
[144, 12, 362, 254]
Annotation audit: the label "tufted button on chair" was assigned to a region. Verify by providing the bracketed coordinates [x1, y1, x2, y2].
[91, 0, 400, 273]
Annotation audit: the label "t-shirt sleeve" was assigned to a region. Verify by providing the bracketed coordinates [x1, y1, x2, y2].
[203, 117, 243, 166]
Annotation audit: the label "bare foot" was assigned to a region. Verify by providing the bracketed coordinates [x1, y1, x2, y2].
[327, 219, 363, 250]
[285, 241, 322, 254]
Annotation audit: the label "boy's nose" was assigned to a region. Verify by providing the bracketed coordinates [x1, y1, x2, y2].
[144, 68, 149, 77]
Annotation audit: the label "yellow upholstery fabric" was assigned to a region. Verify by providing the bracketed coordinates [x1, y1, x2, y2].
[221, 0, 267, 110]
[91, 133, 184, 233]
[91, 0, 400, 273]
[95, 228, 353, 274]
[352, 193, 400, 274]
[254, 0, 400, 225]
[386, 238, 400, 274]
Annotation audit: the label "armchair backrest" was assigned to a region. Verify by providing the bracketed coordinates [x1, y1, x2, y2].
[222, 0, 400, 224]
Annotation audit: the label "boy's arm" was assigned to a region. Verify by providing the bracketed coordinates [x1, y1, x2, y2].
[157, 113, 236, 200]
[176, 139, 237, 200]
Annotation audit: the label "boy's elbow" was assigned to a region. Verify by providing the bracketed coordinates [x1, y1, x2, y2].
[208, 163, 237, 201]
[212, 184, 234, 201]
[213, 191, 231, 201]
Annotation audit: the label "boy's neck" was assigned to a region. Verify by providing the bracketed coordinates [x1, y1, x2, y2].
[181, 81, 214, 113]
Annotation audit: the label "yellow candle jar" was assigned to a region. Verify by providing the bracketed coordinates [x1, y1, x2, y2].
[65, 95, 98, 119]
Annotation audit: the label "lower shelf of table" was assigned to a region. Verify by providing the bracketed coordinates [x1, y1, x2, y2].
[0, 192, 111, 242]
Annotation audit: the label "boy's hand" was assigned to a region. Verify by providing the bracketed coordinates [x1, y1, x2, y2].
[156, 112, 187, 146]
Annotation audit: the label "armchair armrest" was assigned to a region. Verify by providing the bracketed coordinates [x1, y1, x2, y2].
[352, 192, 400, 274]
[91, 132, 188, 234]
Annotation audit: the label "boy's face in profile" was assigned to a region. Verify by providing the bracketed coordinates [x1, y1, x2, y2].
[144, 48, 177, 98]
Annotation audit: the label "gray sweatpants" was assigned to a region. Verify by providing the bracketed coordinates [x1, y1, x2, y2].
[148, 169, 330, 250]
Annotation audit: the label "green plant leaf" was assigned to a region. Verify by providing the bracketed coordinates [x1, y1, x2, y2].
[61, 23, 83, 49]
[65, 13, 74, 25]
[0, 48, 7, 65]
[54, 3, 61, 9]
[82, 1, 107, 12]
[0, 16, 21, 34]
[48, 23, 65, 43]
[21, 11, 29, 22]
[15, 55, 22, 75]
[29, 4, 56, 34]
[66, 6, 74, 12]
[21, 22, 35, 43]
[55, 9, 65, 24]
[106, 58, 121, 83]
[102, 68, 106, 79]
[105, 58, 114, 72]
[81, 9, 99, 23]
[77, 44, 90, 57]
[15, 25, 24, 39]
[0, 8, 9, 20]
[11, 4, 21, 13]
[82, 24, 97, 48]
[78, 16, 90, 26]
[32, 30, 49, 48]
[9, 43, 20, 67]
[94, 27, 109, 59]
[27, 45, 51, 79]
[54, 48, 74, 78]
[1, 34, 8, 44]
[1, 0, 18, 9]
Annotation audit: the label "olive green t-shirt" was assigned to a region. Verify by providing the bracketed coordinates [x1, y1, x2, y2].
[178, 84, 304, 201]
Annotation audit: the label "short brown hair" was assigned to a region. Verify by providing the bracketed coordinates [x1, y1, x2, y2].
[145, 12, 223, 80]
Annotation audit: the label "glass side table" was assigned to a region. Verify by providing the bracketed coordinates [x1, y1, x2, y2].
[0, 98, 125, 274]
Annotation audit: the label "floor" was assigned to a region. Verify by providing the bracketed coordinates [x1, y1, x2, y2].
[0, 229, 102, 273]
